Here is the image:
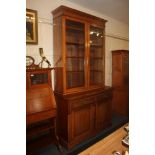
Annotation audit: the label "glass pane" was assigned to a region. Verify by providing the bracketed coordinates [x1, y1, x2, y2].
[90, 71, 103, 85]
[66, 45, 84, 57]
[90, 59, 103, 71]
[90, 26, 103, 46]
[90, 47, 102, 58]
[89, 26, 104, 86]
[30, 73, 48, 85]
[66, 72, 84, 88]
[66, 20, 85, 44]
[66, 19, 85, 89]
[66, 58, 84, 71]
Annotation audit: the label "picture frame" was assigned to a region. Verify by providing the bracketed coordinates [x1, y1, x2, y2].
[26, 8, 38, 44]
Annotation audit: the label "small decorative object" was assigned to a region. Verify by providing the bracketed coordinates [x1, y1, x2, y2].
[112, 151, 129, 155]
[124, 151, 129, 155]
[124, 125, 129, 132]
[38, 48, 51, 68]
[112, 151, 121, 155]
[26, 56, 39, 69]
[122, 124, 129, 146]
[26, 56, 35, 67]
[122, 134, 129, 146]
[26, 8, 38, 44]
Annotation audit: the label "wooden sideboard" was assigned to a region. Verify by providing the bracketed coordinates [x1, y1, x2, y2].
[55, 87, 112, 150]
[78, 123, 129, 155]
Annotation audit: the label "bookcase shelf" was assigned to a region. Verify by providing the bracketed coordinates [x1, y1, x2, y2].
[66, 42, 85, 46]
[90, 44, 103, 47]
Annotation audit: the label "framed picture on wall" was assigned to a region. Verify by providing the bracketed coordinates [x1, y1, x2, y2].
[26, 8, 38, 44]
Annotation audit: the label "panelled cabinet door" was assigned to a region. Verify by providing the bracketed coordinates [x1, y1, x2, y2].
[95, 94, 111, 129]
[112, 51, 129, 87]
[65, 19, 86, 90]
[69, 98, 95, 142]
[112, 53, 123, 87]
[123, 53, 129, 86]
[112, 89, 129, 116]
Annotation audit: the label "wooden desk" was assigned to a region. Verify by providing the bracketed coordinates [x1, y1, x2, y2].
[78, 124, 129, 155]
[26, 68, 62, 154]
[26, 86, 56, 125]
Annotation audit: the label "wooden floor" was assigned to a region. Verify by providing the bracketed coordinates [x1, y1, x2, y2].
[78, 123, 129, 155]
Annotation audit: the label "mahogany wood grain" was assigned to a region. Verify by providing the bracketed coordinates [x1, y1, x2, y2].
[52, 5, 107, 27]
[55, 87, 112, 150]
[52, 6, 112, 150]
[26, 68, 62, 154]
[112, 50, 129, 116]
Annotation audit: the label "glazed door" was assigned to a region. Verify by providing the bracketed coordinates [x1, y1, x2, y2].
[88, 25, 105, 87]
[65, 19, 86, 91]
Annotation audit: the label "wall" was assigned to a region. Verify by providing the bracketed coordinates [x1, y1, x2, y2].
[26, 0, 129, 86]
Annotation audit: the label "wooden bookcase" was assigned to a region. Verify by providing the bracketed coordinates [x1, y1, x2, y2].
[112, 50, 129, 116]
[52, 6, 112, 150]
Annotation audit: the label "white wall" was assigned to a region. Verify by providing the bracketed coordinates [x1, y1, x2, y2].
[26, 0, 129, 86]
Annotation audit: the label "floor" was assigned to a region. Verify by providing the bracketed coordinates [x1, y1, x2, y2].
[33, 114, 129, 155]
